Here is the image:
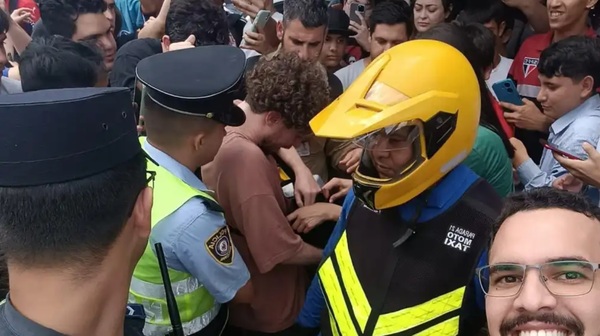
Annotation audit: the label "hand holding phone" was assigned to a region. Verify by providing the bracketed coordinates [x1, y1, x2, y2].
[540, 139, 584, 161]
[492, 79, 524, 107]
[349, 3, 365, 24]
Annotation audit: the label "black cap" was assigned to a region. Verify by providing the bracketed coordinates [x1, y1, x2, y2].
[327, 8, 351, 36]
[0, 87, 141, 187]
[136, 45, 247, 126]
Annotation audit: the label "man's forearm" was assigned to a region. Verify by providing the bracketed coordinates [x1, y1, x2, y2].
[520, 0, 549, 33]
[283, 243, 322, 265]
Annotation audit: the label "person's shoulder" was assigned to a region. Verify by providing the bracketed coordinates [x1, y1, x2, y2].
[517, 32, 551, 55]
[0, 78, 22, 94]
[115, 38, 162, 59]
[219, 132, 266, 163]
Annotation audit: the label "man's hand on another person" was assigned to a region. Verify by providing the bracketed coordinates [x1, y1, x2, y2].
[322, 177, 352, 203]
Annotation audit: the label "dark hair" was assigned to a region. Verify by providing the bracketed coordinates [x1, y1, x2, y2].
[410, 0, 457, 21]
[492, 188, 600, 243]
[38, 0, 107, 38]
[416, 22, 514, 158]
[283, 0, 328, 28]
[0, 9, 9, 34]
[369, 0, 413, 37]
[458, 22, 495, 70]
[246, 52, 330, 132]
[458, 0, 514, 31]
[165, 0, 230, 46]
[20, 35, 103, 92]
[538, 35, 600, 91]
[0, 153, 147, 269]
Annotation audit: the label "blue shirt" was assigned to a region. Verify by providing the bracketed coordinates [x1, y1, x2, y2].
[297, 164, 488, 328]
[144, 141, 250, 304]
[517, 95, 600, 190]
[115, 0, 145, 35]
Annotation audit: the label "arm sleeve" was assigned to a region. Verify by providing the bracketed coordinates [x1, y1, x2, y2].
[519, 132, 598, 189]
[155, 200, 250, 304]
[296, 191, 355, 328]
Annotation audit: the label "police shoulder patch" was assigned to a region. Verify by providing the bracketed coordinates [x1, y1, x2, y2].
[205, 226, 234, 265]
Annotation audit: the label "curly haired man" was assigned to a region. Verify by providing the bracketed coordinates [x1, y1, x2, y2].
[202, 52, 330, 335]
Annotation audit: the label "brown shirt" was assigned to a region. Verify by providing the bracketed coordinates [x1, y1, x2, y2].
[296, 136, 358, 181]
[202, 131, 308, 332]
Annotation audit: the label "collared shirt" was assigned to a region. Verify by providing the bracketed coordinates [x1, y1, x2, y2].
[297, 164, 489, 328]
[0, 296, 146, 336]
[143, 140, 250, 304]
[517, 95, 600, 190]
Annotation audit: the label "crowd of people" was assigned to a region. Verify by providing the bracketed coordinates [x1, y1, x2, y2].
[1, 0, 600, 335]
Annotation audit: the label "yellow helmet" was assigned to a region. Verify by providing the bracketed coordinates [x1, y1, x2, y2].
[310, 40, 480, 210]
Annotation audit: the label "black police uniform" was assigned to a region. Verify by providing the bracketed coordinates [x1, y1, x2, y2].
[0, 87, 146, 336]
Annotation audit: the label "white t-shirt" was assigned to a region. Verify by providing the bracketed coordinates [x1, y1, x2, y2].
[487, 55, 513, 99]
[334, 59, 366, 91]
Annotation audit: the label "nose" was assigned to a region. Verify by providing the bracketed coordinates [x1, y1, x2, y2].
[418, 10, 427, 19]
[297, 46, 310, 61]
[383, 42, 394, 52]
[536, 87, 547, 103]
[104, 9, 114, 23]
[512, 269, 558, 312]
[546, 0, 560, 9]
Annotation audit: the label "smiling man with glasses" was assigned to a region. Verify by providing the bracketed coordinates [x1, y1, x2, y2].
[483, 187, 600, 336]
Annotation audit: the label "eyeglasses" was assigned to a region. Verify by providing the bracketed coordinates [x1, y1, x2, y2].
[477, 260, 600, 297]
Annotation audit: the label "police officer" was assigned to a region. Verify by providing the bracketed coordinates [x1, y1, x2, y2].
[0, 87, 151, 336]
[129, 46, 253, 336]
[298, 40, 503, 335]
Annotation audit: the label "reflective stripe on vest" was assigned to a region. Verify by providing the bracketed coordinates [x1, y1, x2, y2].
[130, 137, 220, 336]
[319, 231, 464, 336]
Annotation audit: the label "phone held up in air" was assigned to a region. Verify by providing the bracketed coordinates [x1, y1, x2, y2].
[240, 10, 271, 47]
[540, 139, 584, 161]
[349, 3, 365, 24]
[492, 79, 524, 107]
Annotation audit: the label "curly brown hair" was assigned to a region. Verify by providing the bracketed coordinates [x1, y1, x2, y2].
[245, 52, 330, 132]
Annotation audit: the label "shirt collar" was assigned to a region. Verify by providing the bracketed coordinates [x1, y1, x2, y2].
[2, 295, 64, 335]
[551, 95, 600, 135]
[397, 164, 476, 221]
[142, 139, 210, 192]
[536, 27, 597, 51]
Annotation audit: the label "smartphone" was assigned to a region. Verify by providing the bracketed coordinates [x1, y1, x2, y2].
[240, 10, 271, 47]
[349, 3, 365, 24]
[492, 79, 524, 106]
[540, 139, 584, 160]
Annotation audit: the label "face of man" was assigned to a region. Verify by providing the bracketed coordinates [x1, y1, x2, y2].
[546, 0, 596, 34]
[104, 0, 117, 32]
[73, 13, 117, 71]
[486, 208, 600, 336]
[369, 23, 409, 60]
[367, 126, 416, 179]
[319, 33, 347, 71]
[262, 111, 308, 152]
[537, 74, 593, 120]
[278, 19, 326, 62]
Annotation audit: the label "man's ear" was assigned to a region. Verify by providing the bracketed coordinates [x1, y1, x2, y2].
[192, 132, 207, 151]
[580, 75, 595, 98]
[265, 111, 282, 126]
[161, 35, 171, 52]
[131, 187, 153, 241]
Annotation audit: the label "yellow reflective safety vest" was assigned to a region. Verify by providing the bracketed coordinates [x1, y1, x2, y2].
[129, 138, 221, 336]
[318, 179, 499, 336]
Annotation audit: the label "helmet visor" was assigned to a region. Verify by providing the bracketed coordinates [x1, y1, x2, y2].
[354, 121, 425, 182]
